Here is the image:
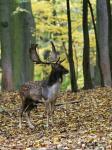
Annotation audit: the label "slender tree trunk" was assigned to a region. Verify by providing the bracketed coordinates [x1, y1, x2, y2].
[88, 0, 104, 86]
[74, 44, 78, 79]
[66, 0, 77, 92]
[52, 0, 57, 40]
[82, 0, 93, 89]
[0, 0, 13, 90]
[97, 0, 111, 86]
[52, 0, 56, 24]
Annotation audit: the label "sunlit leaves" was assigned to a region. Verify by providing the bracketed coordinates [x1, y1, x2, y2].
[31, 0, 97, 88]
[31, 0, 83, 44]
[32, 1, 52, 17]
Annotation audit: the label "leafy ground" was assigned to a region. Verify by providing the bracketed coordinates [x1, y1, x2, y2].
[0, 87, 112, 150]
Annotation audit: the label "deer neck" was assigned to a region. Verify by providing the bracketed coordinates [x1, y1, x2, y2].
[42, 78, 61, 101]
[47, 70, 63, 86]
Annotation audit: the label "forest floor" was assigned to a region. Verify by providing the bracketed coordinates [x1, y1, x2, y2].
[0, 87, 112, 150]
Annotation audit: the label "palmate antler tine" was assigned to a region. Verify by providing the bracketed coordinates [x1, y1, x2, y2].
[50, 41, 66, 64]
[59, 58, 66, 63]
[50, 41, 59, 61]
[29, 44, 42, 63]
[56, 57, 60, 63]
[50, 41, 57, 53]
[56, 57, 65, 64]
[29, 44, 54, 65]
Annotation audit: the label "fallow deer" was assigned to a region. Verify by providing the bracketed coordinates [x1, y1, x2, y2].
[19, 42, 68, 129]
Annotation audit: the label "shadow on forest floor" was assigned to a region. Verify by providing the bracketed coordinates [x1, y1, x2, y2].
[0, 87, 112, 150]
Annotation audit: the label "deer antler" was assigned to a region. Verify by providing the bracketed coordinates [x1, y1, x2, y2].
[56, 57, 65, 64]
[29, 44, 54, 65]
[50, 41, 59, 61]
[50, 41, 57, 54]
[29, 43, 65, 65]
[29, 44, 41, 63]
[50, 41, 65, 63]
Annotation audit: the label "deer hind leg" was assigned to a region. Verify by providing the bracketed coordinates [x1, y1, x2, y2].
[25, 100, 37, 129]
[18, 104, 30, 129]
[19, 97, 35, 129]
[19, 98, 27, 129]
[26, 111, 35, 129]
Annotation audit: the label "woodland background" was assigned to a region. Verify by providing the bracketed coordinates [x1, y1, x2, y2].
[1, 0, 112, 92]
[0, 0, 112, 149]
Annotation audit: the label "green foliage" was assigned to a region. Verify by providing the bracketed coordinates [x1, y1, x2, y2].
[31, 0, 96, 90]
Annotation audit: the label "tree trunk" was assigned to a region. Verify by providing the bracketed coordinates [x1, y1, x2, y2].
[82, 0, 93, 89]
[0, 0, 13, 90]
[66, 0, 77, 92]
[11, 0, 34, 89]
[107, 0, 112, 78]
[0, 0, 35, 90]
[20, 1, 35, 81]
[88, 0, 104, 87]
[97, 0, 111, 86]
[11, 0, 26, 89]
[52, 0, 57, 40]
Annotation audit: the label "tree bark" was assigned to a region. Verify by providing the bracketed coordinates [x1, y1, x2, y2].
[66, 0, 77, 92]
[107, 0, 112, 78]
[88, 0, 104, 86]
[0, 0, 13, 90]
[20, 1, 35, 81]
[11, 0, 34, 89]
[82, 0, 93, 89]
[97, 0, 111, 86]
[11, 0, 26, 89]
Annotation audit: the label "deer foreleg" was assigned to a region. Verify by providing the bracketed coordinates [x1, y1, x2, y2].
[45, 102, 50, 127]
[51, 101, 56, 126]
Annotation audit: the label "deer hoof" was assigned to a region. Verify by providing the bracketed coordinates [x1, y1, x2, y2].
[29, 124, 35, 129]
[44, 124, 49, 128]
[18, 123, 22, 129]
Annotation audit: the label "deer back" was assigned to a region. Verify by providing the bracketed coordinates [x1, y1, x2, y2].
[19, 81, 47, 101]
